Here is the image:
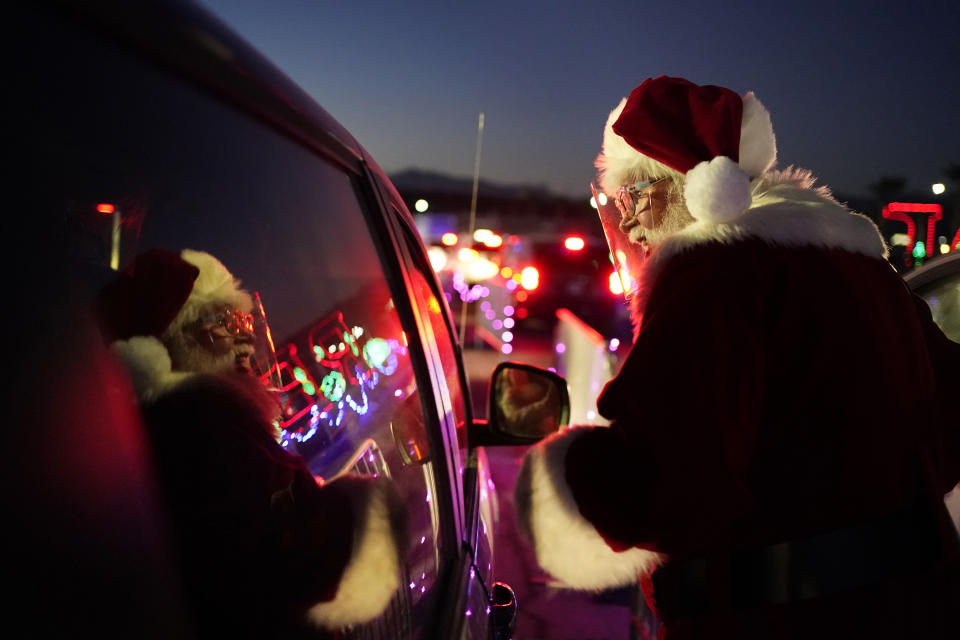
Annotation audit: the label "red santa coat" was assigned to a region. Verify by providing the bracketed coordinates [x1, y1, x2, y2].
[515, 171, 960, 639]
[110, 337, 406, 638]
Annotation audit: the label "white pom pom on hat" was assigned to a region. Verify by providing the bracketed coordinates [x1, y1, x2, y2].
[595, 76, 777, 224]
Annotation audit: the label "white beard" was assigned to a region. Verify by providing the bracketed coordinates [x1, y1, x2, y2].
[626, 180, 695, 259]
[163, 331, 253, 376]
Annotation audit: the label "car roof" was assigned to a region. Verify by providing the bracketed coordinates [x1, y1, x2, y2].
[61, 0, 365, 171]
[902, 252, 960, 291]
[62, 0, 422, 233]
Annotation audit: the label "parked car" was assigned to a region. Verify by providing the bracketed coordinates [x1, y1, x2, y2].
[903, 252, 960, 531]
[904, 252, 960, 343]
[506, 238, 633, 342]
[8, 2, 567, 638]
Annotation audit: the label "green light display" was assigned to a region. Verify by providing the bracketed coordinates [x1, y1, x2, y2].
[363, 337, 391, 367]
[320, 371, 345, 402]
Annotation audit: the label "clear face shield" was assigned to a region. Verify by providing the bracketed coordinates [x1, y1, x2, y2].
[591, 181, 647, 300]
[248, 291, 283, 392]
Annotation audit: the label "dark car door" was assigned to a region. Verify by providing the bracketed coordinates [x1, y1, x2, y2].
[8, 3, 468, 638]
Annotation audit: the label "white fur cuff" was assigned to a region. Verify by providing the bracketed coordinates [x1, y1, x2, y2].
[110, 336, 190, 402]
[515, 428, 660, 591]
[306, 479, 403, 628]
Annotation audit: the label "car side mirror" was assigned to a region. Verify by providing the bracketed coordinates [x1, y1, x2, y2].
[468, 362, 570, 447]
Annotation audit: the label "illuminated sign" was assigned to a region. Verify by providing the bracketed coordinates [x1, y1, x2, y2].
[882, 202, 943, 257]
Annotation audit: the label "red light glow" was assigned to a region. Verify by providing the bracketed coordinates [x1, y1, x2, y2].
[564, 236, 585, 251]
[441, 232, 458, 246]
[882, 202, 943, 254]
[520, 266, 539, 291]
[96, 203, 116, 214]
[483, 234, 503, 248]
[609, 271, 624, 295]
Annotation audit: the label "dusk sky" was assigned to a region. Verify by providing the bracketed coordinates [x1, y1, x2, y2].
[200, 0, 959, 201]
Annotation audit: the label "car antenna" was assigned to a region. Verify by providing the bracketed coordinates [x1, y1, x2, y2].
[459, 111, 485, 345]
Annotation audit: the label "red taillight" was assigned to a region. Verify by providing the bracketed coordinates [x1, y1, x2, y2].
[563, 235, 585, 251]
[96, 203, 115, 214]
[609, 270, 624, 295]
[520, 266, 539, 291]
[483, 234, 503, 248]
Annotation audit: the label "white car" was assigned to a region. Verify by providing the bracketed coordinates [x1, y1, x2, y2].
[904, 252, 960, 534]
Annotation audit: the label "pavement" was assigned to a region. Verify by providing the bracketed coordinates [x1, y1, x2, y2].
[484, 445, 648, 640]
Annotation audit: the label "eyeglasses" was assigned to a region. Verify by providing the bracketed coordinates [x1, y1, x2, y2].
[613, 178, 666, 218]
[194, 306, 255, 337]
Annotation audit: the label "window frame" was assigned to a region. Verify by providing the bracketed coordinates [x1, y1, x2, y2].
[353, 164, 466, 586]
[373, 187, 493, 639]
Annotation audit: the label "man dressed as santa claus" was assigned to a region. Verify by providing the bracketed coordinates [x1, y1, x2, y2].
[98, 248, 406, 638]
[515, 76, 960, 638]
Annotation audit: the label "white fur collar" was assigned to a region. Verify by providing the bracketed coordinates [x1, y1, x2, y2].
[110, 336, 194, 402]
[629, 168, 888, 329]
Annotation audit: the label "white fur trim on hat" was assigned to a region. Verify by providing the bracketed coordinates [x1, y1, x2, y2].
[514, 427, 661, 591]
[595, 90, 777, 199]
[306, 478, 403, 628]
[595, 98, 682, 197]
[165, 250, 254, 337]
[684, 156, 752, 223]
[738, 92, 777, 178]
[110, 336, 192, 402]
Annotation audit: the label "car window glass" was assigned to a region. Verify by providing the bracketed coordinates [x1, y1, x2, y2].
[18, 25, 446, 638]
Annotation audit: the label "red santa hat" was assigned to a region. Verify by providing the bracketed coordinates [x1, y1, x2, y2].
[97, 249, 255, 400]
[595, 76, 777, 224]
[97, 249, 253, 343]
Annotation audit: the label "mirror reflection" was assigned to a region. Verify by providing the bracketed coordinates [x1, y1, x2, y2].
[491, 364, 567, 439]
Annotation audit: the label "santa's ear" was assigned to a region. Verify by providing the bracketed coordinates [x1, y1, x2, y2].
[110, 336, 191, 402]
